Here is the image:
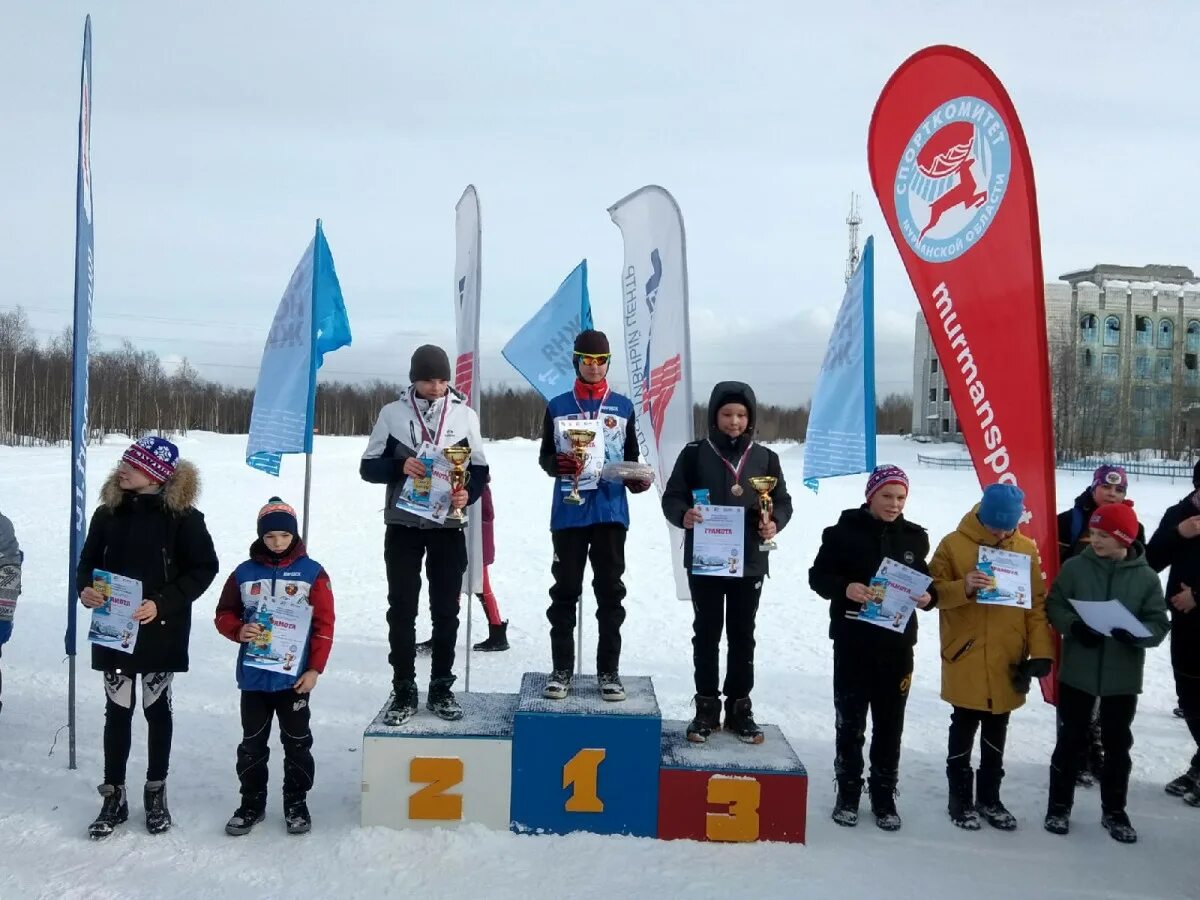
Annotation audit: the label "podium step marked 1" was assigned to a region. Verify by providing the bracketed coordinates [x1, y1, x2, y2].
[361, 672, 807, 844]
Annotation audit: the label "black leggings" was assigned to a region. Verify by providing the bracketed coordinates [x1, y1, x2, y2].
[103, 672, 174, 786]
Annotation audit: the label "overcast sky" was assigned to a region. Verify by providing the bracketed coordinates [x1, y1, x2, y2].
[1, 1, 1196, 405]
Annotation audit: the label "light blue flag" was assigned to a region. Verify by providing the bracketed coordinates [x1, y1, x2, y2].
[803, 236, 876, 491]
[501, 260, 594, 401]
[246, 220, 351, 475]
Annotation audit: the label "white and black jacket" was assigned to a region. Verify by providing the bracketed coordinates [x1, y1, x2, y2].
[359, 386, 489, 530]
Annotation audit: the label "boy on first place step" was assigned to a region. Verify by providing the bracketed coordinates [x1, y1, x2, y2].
[215, 498, 336, 837]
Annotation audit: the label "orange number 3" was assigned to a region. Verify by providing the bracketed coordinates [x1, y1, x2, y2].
[705, 774, 761, 841]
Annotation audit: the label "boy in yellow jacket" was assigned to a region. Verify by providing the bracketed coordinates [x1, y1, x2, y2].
[929, 483, 1055, 831]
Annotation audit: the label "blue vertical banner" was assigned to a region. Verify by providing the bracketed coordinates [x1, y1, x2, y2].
[246, 220, 351, 475]
[803, 236, 877, 491]
[501, 260, 593, 400]
[66, 15, 93, 657]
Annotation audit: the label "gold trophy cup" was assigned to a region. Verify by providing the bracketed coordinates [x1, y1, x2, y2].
[441, 446, 472, 521]
[563, 427, 596, 505]
[748, 475, 778, 551]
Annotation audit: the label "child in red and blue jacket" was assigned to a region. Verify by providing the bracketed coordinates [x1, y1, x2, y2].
[215, 497, 335, 837]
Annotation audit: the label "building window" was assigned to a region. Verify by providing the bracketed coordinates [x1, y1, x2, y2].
[1187, 354, 1199, 385]
[1135, 415, 1154, 438]
[942, 418, 950, 434]
[1135, 315, 1152, 347]
[1160, 356, 1175, 383]
[1103, 316, 1121, 347]
[1134, 356, 1151, 379]
[1102, 353, 1119, 378]
[1157, 388, 1173, 410]
[955, 420, 962, 434]
[1189, 321, 1200, 353]
[1080, 347, 1094, 370]
[942, 387, 950, 402]
[1100, 386, 1117, 406]
[930, 358, 939, 373]
[1159, 319, 1174, 349]
[1133, 387, 1150, 408]
[929, 387, 937, 403]
[1079, 314, 1098, 344]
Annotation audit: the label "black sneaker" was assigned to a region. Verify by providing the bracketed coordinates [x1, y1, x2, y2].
[831, 779, 862, 827]
[869, 785, 902, 832]
[724, 698, 764, 745]
[598, 672, 626, 702]
[88, 784, 128, 840]
[426, 676, 463, 721]
[383, 680, 419, 726]
[1165, 766, 1199, 797]
[686, 695, 721, 743]
[977, 800, 1017, 831]
[144, 780, 172, 835]
[284, 795, 311, 835]
[1044, 804, 1071, 835]
[1101, 811, 1137, 844]
[225, 795, 267, 836]
[543, 670, 572, 700]
[415, 638, 433, 654]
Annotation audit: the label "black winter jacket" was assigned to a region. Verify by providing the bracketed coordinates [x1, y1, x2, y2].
[661, 382, 792, 579]
[76, 462, 219, 674]
[808, 506, 933, 648]
[1146, 492, 1200, 675]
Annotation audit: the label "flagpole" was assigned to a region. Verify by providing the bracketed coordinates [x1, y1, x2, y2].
[302, 453, 313, 545]
[464, 548, 473, 691]
[303, 219, 321, 546]
[576, 596, 583, 676]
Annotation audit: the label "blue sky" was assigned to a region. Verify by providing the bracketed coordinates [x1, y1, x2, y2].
[1, 1, 1195, 404]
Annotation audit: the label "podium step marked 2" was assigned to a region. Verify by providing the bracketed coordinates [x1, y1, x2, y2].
[360, 673, 807, 844]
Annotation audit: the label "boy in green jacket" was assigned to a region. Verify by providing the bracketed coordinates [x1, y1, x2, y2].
[1044, 501, 1169, 844]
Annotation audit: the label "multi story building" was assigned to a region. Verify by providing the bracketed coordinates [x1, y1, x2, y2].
[912, 263, 1200, 451]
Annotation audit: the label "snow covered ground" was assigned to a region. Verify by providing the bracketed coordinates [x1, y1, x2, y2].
[0, 433, 1195, 900]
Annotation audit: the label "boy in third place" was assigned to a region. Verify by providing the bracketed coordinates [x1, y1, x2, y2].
[662, 381, 791, 744]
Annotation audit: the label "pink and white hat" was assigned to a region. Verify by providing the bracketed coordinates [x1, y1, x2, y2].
[122, 436, 179, 484]
[866, 464, 909, 502]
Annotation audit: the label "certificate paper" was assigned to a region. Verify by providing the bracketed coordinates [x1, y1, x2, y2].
[976, 547, 1033, 608]
[1068, 599, 1152, 639]
[243, 590, 314, 674]
[858, 558, 932, 633]
[88, 569, 141, 654]
[690, 505, 745, 577]
[395, 441, 454, 523]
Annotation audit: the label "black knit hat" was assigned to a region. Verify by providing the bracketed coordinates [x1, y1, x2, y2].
[258, 496, 299, 538]
[573, 330, 610, 357]
[409, 344, 452, 382]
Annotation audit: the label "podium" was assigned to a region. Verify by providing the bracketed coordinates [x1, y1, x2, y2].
[360, 673, 807, 844]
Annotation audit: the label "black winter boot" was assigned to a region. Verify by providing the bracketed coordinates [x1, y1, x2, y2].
[1165, 764, 1200, 797]
[1101, 810, 1137, 843]
[426, 675, 463, 721]
[831, 778, 863, 827]
[868, 777, 901, 831]
[284, 793, 311, 835]
[472, 622, 509, 652]
[143, 780, 172, 835]
[724, 698, 764, 745]
[686, 695, 721, 743]
[1044, 802, 1071, 835]
[225, 792, 267, 836]
[975, 769, 1016, 831]
[947, 767, 981, 830]
[88, 783, 128, 840]
[383, 680, 419, 726]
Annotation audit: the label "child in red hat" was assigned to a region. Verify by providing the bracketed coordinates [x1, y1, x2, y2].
[1044, 501, 1169, 843]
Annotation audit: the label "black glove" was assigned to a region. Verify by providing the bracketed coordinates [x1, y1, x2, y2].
[1011, 668, 1032, 695]
[1110, 628, 1138, 646]
[554, 453, 581, 475]
[1020, 657, 1053, 679]
[1070, 620, 1103, 648]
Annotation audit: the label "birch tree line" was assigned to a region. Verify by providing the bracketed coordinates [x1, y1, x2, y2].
[0, 308, 911, 446]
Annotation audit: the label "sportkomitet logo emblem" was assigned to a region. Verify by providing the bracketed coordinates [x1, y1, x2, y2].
[894, 96, 1011, 263]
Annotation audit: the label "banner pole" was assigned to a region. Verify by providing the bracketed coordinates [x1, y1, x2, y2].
[301, 452, 312, 545]
[576, 595, 583, 676]
[68, 656, 76, 769]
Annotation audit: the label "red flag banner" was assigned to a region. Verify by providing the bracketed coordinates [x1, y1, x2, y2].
[867, 46, 1059, 701]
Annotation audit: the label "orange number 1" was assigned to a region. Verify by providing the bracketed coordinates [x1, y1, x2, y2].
[562, 748, 606, 813]
[408, 757, 464, 821]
